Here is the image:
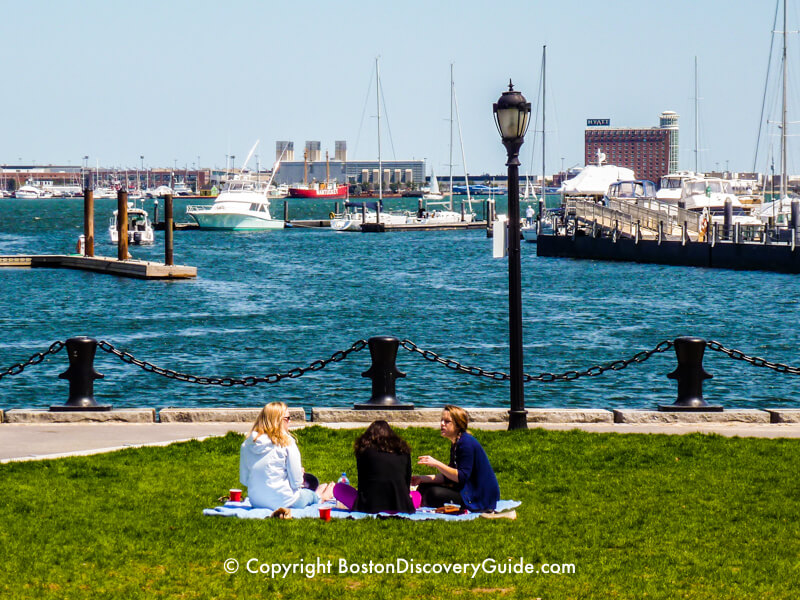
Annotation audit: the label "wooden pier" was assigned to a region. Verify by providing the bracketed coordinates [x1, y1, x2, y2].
[361, 220, 488, 233]
[0, 255, 197, 280]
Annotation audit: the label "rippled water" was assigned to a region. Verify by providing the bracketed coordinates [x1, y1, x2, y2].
[2, 196, 800, 411]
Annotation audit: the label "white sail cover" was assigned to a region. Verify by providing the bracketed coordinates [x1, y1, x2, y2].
[561, 165, 636, 196]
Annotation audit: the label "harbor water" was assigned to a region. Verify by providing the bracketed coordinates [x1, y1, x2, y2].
[1, 195, 800, 412]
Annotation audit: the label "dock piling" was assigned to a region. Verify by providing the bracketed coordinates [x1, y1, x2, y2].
[164, 194, 174, 266]
[83, 187, 94, 257]
[117, 190, 129, 261]
[283, 200, 289, 223]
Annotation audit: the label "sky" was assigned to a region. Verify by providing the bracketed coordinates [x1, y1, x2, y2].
[1, 0, 798, 177]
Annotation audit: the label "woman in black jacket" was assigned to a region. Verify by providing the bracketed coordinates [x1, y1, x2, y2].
[333, 420, 419, 513]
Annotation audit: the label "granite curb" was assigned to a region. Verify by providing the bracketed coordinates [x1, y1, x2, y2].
[159, 407, 306, 423]
[4, 407, 800, 425]
[4, 409, 156, 424]
[613, 409, 771, 424]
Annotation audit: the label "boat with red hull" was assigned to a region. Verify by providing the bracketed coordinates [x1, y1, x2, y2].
[287, 182, 348, 199]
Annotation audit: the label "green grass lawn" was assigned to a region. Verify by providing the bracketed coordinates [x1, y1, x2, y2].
[1, 427, 798, 599]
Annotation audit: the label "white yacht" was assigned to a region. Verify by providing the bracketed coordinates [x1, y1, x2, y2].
[14, 180, 54, 199]
[186, 179, 283, 230]
[173, 179, 194, 196]
[655, 171, 700, 203]
[109, 202, 155, 245]
[679, 176, 761, 225]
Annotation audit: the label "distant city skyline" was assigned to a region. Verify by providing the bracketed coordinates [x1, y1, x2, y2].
[1, 0, 796, 178]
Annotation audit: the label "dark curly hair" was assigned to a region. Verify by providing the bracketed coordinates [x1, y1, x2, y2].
[354, 420, 411, 456]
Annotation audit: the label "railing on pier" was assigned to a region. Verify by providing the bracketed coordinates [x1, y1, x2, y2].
[564, 197, 702, 240]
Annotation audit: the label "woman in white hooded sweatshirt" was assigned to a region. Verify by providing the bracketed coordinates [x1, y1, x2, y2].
[239, 402, 334, 510]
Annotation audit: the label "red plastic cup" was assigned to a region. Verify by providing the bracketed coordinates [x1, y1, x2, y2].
[319, 507, 331, 521]
[229, 489, 242, 502]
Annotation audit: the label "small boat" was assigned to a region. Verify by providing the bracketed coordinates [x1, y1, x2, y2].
[109, 201, 155, 245]
[422, 171, 444, 201]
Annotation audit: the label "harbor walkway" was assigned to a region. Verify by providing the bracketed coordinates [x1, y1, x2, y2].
[3, 419, 800, 463]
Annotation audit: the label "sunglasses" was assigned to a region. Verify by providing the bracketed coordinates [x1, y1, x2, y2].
[283, 416, 291, 422]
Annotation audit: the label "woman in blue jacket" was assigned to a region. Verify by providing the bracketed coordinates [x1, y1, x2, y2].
[412, 405, 500, 512]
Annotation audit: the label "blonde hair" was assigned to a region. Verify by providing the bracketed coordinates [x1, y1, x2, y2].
[443, 405, 469, 434]
[250, 402, 293, 447]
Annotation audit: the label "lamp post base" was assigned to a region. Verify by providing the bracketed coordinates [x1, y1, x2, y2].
[508, 410, 528, 430]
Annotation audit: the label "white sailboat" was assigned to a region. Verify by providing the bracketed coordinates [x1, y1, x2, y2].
[523, 45, 552, 243]
[331, 58, 408, 232]
[422, 171, 444, 201]
[412, 63, 475, 225]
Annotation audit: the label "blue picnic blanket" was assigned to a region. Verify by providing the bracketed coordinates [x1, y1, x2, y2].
[203, 499, 520, 521]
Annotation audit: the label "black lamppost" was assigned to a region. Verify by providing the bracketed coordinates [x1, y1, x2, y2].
[493, 80, 531, 431]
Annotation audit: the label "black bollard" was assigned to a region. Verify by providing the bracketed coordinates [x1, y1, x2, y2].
[50, 337, 111, 411]
[354, 336, 413, 409]
[659, 337, 722, 412]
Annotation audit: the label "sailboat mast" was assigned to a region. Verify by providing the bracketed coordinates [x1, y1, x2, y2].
[694, 57, 699, 173]
[781, 0, 788, 199]
[449, 63, 454, 211]
[541, 45, 546, 215]
[376, 57, 382, 202]
[452, 64, 472, 213]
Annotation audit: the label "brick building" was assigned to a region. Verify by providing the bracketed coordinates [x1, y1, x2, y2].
[584, 113, 678, 184]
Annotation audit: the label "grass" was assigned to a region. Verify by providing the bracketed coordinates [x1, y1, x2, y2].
[1, 427, 799, 599]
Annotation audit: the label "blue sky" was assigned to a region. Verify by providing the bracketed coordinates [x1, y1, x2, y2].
[1, 0, 796, 177]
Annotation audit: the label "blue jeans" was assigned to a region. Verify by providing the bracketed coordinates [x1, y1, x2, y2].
[289, 488, 319, 508]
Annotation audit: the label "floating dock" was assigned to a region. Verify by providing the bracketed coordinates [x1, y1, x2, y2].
[0, 255, 197, 279]
[153, 222, 199, 231]
[361, 220, 488, 233]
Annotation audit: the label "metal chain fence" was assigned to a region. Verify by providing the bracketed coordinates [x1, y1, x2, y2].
[94, 339, 369, 386]
[4, 338, 800, 386]
[705, 340, 800, 375]
[400, 339, 675, 382]
[0, 341, 65, 381]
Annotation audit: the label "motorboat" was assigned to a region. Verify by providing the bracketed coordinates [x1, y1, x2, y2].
[186, 179, 283, 230]
[14, 185, 45, 199]
[655, 171, 700, 203]
[679, 177, 761, 225]
[108, 202, 155, 245]
[14, 180, 54, 199]
[605, 180, 657, 203]
[146, 185, 173, 198]
[173, 180, 194, 196]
